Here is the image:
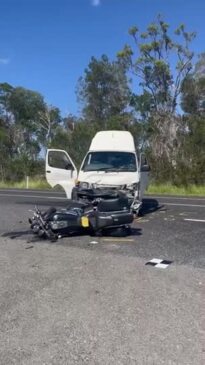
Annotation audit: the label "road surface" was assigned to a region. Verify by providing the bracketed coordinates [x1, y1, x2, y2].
[0, 189, 204, 364]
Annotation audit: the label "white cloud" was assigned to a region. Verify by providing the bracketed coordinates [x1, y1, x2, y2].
[91, 0, 101, 6]
[0, 58, 10, 65]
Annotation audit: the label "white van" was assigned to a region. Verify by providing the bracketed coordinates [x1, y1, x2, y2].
[46, 130, 150, 213]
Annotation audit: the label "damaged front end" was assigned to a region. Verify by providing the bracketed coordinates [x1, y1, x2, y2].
[124, 183, 142, 213]
[77, 182, 141, 214]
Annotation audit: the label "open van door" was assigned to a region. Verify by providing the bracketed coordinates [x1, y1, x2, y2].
[46, 149, 78, 199]
[139, 153, 150, 200]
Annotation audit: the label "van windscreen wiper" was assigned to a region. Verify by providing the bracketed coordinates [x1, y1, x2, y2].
[104, 167, 126, 172]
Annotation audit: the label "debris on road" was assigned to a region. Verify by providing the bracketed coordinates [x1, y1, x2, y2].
[145, 258, 173, 269]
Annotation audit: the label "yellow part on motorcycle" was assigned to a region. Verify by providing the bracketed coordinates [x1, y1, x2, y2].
[81, 216, 89, 227]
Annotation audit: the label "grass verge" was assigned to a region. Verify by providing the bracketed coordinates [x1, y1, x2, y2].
[0, 178, 51, 190]
[146, 183, 205, 196]
[0, 179, 204, 196]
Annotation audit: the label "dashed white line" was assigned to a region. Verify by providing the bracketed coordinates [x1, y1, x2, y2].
[148, 195, 205, 201]
[184, 218, 205, 223]
[0, 193, 205, 208]
[0, 193, 67, 200]
[164, 202, 205, 208]
[0, 189, 64, 194]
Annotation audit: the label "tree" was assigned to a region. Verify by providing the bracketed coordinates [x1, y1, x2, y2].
[181, 53, 205, 114]
[37, 105, 62, 150]
[0, 84, 61, 180]
[118, 15, 196, 113]
[0, 120, 10, 180]
[0, 83, 14, 124]
[8, 87, 45, 130]
[77, 55, 130, 125]
[194, 52, 205, 79]
[63, 114, 78, 131]
[0, 83, 15, 180]
[130, 91, 154, 121]
[117, 16, 196, 181]
[179, 53, 205, 185]
[4, 88, 46, 179]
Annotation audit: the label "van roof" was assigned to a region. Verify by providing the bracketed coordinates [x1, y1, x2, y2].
[89, 130, 135, 152]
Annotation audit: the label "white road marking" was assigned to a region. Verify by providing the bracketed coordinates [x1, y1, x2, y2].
[0, 189, 64, 195]
[184, 218, 205, 223]
[103, 238, 134, 242]
[1, 190, 204, 200]
[0, 193, 205, 208]
[89, 241, 98, 245]
[0, 193, 67, 200]
[148, 195, 205, 201]
[164, 202, 205, 208]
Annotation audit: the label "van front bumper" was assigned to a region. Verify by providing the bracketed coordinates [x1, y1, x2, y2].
[72, 183, 142, 212]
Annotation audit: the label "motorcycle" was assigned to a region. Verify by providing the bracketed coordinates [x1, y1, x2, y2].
[29, 188, 134, 241]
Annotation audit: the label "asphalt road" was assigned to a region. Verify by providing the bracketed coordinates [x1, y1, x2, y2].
[0, 189, 204, 364]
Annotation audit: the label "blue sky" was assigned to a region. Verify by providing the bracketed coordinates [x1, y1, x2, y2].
[1, 0, 205, 116]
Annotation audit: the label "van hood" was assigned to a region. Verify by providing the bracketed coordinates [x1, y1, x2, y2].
[78, 171, 139, 186]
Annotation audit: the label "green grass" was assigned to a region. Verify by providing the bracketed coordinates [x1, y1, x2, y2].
[0, 179, 204, 196]
[146, 183, 205, 196]
[0, 178, 51, 190]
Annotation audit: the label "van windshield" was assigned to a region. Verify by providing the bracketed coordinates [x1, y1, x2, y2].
[82, 152, 137, 172]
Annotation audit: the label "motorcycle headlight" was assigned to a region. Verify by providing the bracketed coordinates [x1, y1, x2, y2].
[50, 220, 69, 230]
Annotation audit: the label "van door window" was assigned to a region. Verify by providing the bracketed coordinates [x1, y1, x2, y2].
[48, 151, 73, 170]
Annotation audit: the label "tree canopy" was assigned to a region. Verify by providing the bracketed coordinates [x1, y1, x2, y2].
[77, 55, 130, 125]
[0, 17, 204, 187]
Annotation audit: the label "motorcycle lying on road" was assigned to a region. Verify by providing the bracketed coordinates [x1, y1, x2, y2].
[29, 188, 134, 241]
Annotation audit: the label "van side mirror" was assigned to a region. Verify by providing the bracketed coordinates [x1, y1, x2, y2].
[139, 153, 150, 172]
[140, 164, 151, 172]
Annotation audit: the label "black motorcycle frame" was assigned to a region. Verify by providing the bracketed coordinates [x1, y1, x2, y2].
[29, 188, 134, 240]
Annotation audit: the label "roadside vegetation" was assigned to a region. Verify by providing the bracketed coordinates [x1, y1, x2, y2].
[146, 184, 205, 196]
[0, 178, 51, 190]
[0, 178, 204, 197]
[0, 16, 204, 193]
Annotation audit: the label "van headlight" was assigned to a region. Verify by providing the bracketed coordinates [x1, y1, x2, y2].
[126, 183, 139, 191]
[79, 181, 89, 189]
